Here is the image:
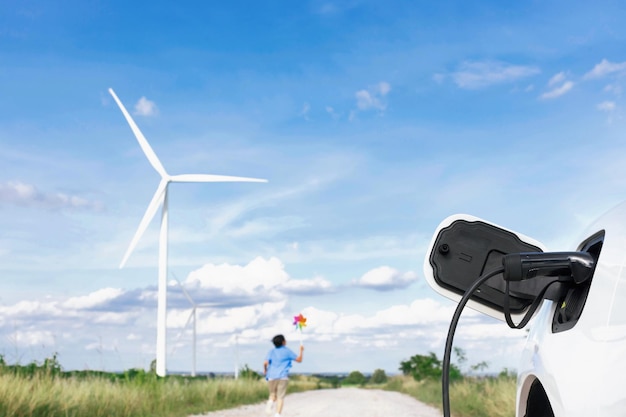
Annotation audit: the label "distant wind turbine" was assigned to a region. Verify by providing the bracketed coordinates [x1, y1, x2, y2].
[171, 274, 216, 377]
[108, 88, 267, 377]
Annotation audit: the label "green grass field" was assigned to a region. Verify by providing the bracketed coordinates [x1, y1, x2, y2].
[382, 374, 517, 417]
[0, 356, 515, 417]
[0, 359, 332, 417]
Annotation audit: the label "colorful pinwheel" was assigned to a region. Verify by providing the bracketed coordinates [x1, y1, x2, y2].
[293, 314, 307, 330]
[293, 313, 307, 345]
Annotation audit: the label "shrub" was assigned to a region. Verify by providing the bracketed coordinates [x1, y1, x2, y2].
[399, 352, 461, 381]
[343, 370, 367, 386]
[370, 369, 387, 384]
[239, 364, 262, 380]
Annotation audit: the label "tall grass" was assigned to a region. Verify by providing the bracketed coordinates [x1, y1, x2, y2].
[0, 373, 273, 417]
[0, 357, 335, 417]
[383, 375, 516, 417]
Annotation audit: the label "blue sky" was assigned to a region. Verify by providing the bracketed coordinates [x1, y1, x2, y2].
[1, 0, 626, 375]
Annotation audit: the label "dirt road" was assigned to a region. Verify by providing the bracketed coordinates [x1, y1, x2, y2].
[191, 388, 443, 417]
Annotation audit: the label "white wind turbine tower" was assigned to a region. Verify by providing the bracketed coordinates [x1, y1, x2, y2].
[109, 88, 267, 377]
[234, 334, 240, 379]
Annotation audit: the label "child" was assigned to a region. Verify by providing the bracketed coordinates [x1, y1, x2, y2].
[263, 334, 304, 417]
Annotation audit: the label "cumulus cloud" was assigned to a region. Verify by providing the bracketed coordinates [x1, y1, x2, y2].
[193, 301, 286, 335]
[11, 330, 55, 347]
[186, 256, 288, 293]
[0, 254, 524, 373]
[0, 181, 103, 211]
[171, 257, 339, 305]
[63, 288, 125, 309]
[0, 295, 141, 325]
[134, 96, 158, 116]
[300, 298, 457, 340]
[1, 300, 63, 319]
[451, 61, 540, 89]
[583, 59, 626, 80]
[279, 276, 335, 295]
[353, 266, 418, 291]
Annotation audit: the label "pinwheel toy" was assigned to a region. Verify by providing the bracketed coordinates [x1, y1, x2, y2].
[293, 313, 307, 345]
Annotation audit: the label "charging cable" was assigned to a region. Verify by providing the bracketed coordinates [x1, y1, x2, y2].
[442, 267, 504, 417]
[441, 251, 595, 417]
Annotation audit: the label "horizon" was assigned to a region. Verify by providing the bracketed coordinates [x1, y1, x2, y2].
[1, 0, 626, 376]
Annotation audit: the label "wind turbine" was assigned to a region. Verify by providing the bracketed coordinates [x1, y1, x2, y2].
[171, 275, 216, 377]
[234, 334, 240, 379]
[108, 88, 267, 377]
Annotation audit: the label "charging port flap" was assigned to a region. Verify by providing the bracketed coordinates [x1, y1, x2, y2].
[423, 214, 548, 321]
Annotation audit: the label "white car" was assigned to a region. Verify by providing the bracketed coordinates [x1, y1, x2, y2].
[423, 201, 626, 417]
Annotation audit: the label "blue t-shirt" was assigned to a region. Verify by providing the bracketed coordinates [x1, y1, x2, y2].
[265, 346, 297, 380]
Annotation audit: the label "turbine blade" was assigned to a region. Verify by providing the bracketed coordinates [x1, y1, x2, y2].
[108, 88, 168, 178]
[179, 282, 196, 307]
[183, 309, 195, 331]
[170, 174, 267, 183]
[119, 180, 168, 268]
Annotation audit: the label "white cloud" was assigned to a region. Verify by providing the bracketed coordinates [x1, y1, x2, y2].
[378, 81, 391, 96]
[176, 257, 339, 303]
[134, 96, 158, 116]
[540, 81, 574, 100]
[0, 181, 103, 211]
[195, 301, 287, 335]
[300, 298, 458, 339]
[0, 257, 522, 374]
[11, 330, 55, 347]
[370, 298, 456, 326]
[604, 84, 622, 96]
[597, 101, 616, 112]
[353, 266, 418, 291]
[355, 90, 381, 110]
[186, 257, 289, 294]
[63, 288, 125, 309]
[583, 59, 626, 79]
[279, 276, 335, 295]
[93, 312, 135, 325]
[1, 299, 62, 318]
[548, 71, 567, 86]
[354, 81, 391, 112]
[456, 322, 522, 341]
[452, 61, 540, 89]
[325, 106, 339, 120]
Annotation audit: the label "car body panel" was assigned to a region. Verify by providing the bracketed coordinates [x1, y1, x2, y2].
[518, 201, 626, 417]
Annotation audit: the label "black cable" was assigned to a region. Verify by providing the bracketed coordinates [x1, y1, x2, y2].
[442, 267, 504, 417]
[503, 278, 559, 329]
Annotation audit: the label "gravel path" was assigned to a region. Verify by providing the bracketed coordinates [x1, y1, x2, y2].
[191, 388, 443, 417]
